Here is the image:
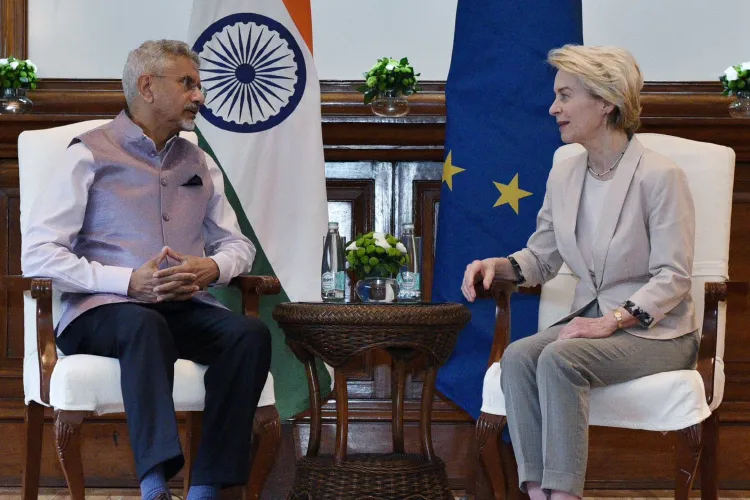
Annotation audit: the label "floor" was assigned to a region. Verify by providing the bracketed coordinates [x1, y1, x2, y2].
[0, 490, 748, 500]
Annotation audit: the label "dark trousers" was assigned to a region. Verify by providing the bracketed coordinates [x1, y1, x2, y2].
[57, 301, 272, 487]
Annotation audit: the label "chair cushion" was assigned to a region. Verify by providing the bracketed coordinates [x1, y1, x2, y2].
[481, 362, 714, 431]
[25, 353, 275, 414]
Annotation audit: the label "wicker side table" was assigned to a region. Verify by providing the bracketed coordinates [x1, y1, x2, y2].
[273, 302, 470, 500]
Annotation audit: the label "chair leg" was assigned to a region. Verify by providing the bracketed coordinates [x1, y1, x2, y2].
[54, 410, 88, 500]
[184, 411, 203, 495]
[245, 405, 282, 500]
[476, 412, 508, 500]
[500, 438, 529, 500]
[22, 402, 45, 500]
[700, 412, 719, 500]
[675, 423, 702, 500]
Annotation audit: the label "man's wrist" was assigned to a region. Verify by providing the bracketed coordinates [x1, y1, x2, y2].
[206, 257, 220, 284]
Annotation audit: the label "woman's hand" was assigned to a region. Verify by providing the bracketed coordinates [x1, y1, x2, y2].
[461, 258, 496, 302]
[557, 315, 619, 340]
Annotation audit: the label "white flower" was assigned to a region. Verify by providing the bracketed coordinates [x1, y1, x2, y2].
[396, 242, 407, 253]
[372, 232, 385, 240]
[25, 60, 36, 72]
[346, 241, 358, 251]
[375, 240, 391, 250]
[725, 66, 739, 82]
[9, 61, 19, 70]
[0, 58, 7, 66]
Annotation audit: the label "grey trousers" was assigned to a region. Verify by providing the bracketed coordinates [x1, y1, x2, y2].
[499, 305, 699, 497]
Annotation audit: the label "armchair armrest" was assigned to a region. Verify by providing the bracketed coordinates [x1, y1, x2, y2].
[229, 275, 282, 318]
[0, 275, 56, 405]
[700, 281, 732, 406]
[474, 279, 518, 368]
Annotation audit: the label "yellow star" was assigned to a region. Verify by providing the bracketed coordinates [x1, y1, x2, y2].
[442, 151, 465, 191]
[493, 173, 533, 214]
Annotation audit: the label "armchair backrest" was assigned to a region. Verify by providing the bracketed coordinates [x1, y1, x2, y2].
[18, 120, 198, 357]
[538, 134, 735, 388]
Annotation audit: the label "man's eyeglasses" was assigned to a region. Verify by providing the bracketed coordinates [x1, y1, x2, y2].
[151, 74, 208, 98]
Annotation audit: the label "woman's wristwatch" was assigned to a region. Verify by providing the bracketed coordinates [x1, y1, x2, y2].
[613, 309, 624, 330]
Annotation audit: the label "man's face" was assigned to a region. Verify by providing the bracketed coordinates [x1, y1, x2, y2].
[150, 56, 205, 133]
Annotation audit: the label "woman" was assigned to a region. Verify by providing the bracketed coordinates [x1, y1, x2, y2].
[461, 45, 699, 500]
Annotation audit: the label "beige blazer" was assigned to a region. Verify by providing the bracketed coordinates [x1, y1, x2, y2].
[510, 137, 697, 340]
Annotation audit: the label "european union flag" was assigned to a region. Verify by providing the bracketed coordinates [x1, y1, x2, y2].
[433, 1, 583, 419]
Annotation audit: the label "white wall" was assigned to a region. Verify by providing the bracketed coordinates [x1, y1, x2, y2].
[583, 0, 749, 81]
[26, 0, 745, 81]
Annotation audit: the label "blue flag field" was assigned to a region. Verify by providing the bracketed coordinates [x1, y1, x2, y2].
[433, 1, 583, 419]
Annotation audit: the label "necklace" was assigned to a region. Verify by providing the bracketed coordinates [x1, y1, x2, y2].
[587, 145, 628, 178]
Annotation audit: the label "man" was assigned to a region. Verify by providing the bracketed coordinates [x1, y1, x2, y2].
[21, 40, 271, 500]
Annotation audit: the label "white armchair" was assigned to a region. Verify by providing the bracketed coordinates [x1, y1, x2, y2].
[476, 134, 735, 500]
[16, 120, 281, 500]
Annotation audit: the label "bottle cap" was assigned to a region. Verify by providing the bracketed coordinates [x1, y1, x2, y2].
[402, 223, 414, 231]
[328, 222, 339, 229]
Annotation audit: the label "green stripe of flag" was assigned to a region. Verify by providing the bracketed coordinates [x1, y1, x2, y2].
[197, 128, 332, 420]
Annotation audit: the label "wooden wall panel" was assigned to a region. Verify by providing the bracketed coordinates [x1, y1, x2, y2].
[2, 80, 750, 497]
[0, 0, 27, 61]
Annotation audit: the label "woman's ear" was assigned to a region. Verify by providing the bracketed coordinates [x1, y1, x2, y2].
[601, 100, 616, 117]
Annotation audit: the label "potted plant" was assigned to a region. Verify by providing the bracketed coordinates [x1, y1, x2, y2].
[346, 231, 408, 302]
[357, 57, 420, 117]
[0, 56, 38, 114]
[720, 62, 750, 118]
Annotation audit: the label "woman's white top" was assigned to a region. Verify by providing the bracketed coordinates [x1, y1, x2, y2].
[576, 172, 612, 276]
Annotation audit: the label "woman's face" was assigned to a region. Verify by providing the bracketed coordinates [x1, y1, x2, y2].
[549, 70, 613, 144]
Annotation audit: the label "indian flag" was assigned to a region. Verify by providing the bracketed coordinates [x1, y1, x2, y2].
[188, 0, 331, 419]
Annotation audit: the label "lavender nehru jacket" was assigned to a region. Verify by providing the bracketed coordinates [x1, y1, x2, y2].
[56, 112, 228, 333]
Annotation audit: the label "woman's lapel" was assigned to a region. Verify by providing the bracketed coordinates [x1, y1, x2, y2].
[591, 137, 644, 285]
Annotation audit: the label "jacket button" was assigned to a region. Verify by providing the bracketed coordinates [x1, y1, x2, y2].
[162, 213, 170, 221]
[161, 178, 167, 186]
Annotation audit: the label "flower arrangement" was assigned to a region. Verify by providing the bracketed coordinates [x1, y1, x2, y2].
[357, 57, 420, 104]
[0, 57, 38, 90]
[720, 62, 750, 96]
[346, 231, 408, 280]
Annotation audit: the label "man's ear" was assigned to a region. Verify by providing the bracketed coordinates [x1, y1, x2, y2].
[137, 74, 154, 103]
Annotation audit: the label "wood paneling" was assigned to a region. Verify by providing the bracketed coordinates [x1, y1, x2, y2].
[1, 80, 750, 497]
[0, 0, 27, 60]
[414, 181, 441, 303]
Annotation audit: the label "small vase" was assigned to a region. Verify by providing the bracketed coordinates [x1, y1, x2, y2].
[370, 89, 409, 117]
[355, 277, 399, 303]
[0, 87, 33, 114]
[729, 91, 750, 118]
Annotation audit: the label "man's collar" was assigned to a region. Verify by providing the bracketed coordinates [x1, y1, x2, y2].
[117, 109, 179, 150]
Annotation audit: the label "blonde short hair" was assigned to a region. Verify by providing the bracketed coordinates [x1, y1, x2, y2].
[547, 45, 644, 135]
[122, 40, 201, 107]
